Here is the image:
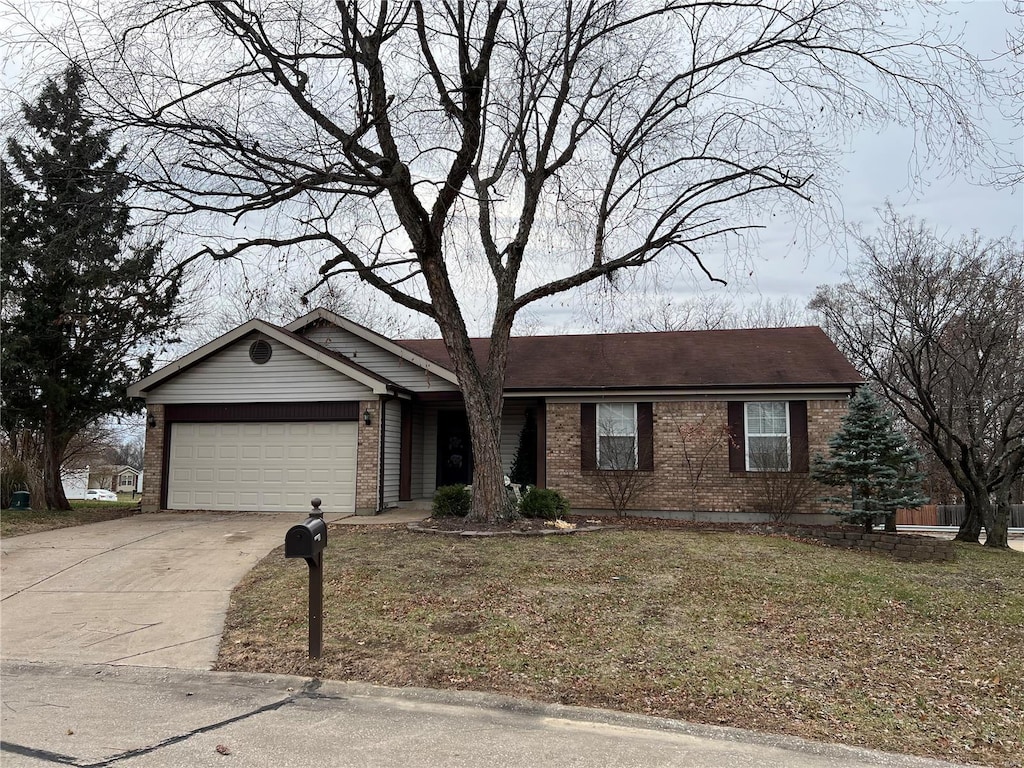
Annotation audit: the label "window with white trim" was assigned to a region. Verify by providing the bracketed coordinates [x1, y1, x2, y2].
[745, 401, 790, 471]
[597, 403, 637, 470]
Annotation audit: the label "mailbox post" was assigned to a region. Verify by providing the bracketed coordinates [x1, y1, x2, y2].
[284, 498, 328, 659]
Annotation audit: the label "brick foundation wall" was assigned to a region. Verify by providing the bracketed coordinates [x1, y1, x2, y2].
[140, 403, 165, 513]
[356, 399, 380, 514]
[545, 399, 849, 517]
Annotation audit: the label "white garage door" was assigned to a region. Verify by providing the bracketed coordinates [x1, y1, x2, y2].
[168, 422, 357, 513]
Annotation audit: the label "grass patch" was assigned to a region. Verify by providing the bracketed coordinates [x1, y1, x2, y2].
[218, 528, 1024, 767]
[0, 500, 138, 537]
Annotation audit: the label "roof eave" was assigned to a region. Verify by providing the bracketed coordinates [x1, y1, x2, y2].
[285, 308, 460, 385]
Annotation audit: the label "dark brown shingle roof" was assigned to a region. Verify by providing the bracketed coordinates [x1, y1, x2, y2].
[396, 327, 861, 391]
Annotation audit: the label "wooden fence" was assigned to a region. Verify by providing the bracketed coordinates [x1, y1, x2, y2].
[896, 504, 1024, 527]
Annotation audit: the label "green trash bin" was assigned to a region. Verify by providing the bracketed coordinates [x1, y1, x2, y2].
[9, 490, 30, 510]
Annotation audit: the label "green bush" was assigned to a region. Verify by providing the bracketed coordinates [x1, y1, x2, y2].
[432, 484, 471, 518]
[519, 487, 570, 520]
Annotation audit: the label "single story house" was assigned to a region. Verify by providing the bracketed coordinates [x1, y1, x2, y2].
[89, 465, 142, 495]
[128, 309, 862, 520]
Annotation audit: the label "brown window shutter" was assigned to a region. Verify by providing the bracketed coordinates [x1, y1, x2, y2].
[728, 401, 745, 472]
[637, 402, 654, 470]
[580, 403, 597, 471]
[789, 400, 809, 472]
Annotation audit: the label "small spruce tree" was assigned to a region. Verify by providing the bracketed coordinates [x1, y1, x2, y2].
[508, 409, 537, 487]
[812, 388, 927, 532]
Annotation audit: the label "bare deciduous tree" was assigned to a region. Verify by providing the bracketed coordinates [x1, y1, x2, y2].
[748, 430, 816, 524]
[590, 412, 654, 517]
[677, 411, 733, 511]
[618, 294, 812, 332]
[811, 208, 1024, 548]
[9, 0, 992, 520]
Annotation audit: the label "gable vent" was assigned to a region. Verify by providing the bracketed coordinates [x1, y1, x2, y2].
[249, 339, 273, 364]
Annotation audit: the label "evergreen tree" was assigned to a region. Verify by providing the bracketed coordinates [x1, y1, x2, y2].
[812, 388, 928, 532]
[508, 409, 537, 487]
[1, 66, 182, 510]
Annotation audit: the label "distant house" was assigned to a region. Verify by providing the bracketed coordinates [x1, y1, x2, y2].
[128, 309, 862, 521]
[89, 465, 141, 495]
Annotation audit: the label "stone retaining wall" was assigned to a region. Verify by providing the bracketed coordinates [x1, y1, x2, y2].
[774, 526, 955, 562]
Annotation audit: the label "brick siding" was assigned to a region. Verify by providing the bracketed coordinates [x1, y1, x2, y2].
[355, 399, 380, 514]
[545, 399, 849, 517]
[140, 403, 165, 513]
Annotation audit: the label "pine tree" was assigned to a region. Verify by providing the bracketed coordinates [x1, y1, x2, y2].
[812, 388, 928, 532]
[1, 66, 182, 510]
[508, 409, 537, 487]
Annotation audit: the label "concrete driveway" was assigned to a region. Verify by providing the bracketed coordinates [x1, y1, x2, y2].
[0, 510, 421, 669]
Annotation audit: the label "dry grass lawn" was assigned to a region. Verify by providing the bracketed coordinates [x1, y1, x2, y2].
[0, 501, 138, 537]
[218, 527, 1024, 767]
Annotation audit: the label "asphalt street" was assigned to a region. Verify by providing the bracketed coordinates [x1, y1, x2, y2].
[0, 662, 964, 768]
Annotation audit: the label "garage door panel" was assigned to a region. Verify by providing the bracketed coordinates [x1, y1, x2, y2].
[168, 421, 357, 513]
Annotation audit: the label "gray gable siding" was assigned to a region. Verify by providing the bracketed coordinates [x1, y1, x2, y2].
[302, 326, 457, 392]
[382, 399, 402, 505]
[146, 338, 374, 404]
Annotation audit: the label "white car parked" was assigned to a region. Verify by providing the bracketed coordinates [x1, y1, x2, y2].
[85, 488, 118, 501]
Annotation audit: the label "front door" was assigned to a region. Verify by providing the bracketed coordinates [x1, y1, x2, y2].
[437, 410, 473, 486]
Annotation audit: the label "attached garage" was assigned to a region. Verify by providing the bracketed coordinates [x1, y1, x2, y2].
[167, 421, 357, 513]
[129, 319, 423, 515]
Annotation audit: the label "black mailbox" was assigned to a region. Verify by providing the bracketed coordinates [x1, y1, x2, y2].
[285, 516, 327, 558]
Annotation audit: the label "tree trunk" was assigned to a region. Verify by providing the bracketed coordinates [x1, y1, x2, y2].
[883, 513, 897, 532]
[955, 487, 984, 543]
[465, 408, 507, 522]
[984, 485, 1012, 549]
[42, 412, 71, 511]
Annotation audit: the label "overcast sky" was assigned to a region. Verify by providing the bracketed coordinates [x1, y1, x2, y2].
[523, 0, 1022, 333]
[3, 1, 1020, 339]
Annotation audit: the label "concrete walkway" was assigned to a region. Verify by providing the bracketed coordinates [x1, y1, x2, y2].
[0, 509, 424, 669]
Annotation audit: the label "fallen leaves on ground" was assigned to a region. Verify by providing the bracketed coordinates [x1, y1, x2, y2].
[218, 527, 1024, 767]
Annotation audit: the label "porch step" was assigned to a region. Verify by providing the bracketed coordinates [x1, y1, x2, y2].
[389, 499, 434, 513]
